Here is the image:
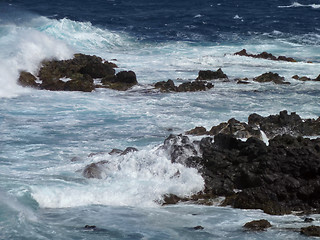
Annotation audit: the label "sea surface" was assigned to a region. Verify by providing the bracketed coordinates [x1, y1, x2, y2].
[1, 0, 320, 239]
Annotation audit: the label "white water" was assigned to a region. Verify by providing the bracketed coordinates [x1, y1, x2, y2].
[31, 147, 204, 208]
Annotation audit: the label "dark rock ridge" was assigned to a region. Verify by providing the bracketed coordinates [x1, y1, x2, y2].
[196, 68, 228, 80]
[253, 72, 290, 84]
[17, 54, 138, 92]
[186, 110, 320, 140]
[292, 74, 320, 82]
[163, 132, 320, 215]
[154, 79, 214, 92]
[243, 219, 272, 231]
[234, 49, 297, 62]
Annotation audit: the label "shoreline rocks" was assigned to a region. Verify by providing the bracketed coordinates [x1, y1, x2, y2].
[163, 132, 320, 215]
[162, 111, 320, 215]
[17, 53, 139, 92]
[186, 110, 320, 140]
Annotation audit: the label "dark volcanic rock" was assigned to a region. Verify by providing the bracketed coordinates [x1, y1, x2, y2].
[208, 118, 261, 139]
[17, 71, 38, 88]
[186, 126, 208, 136]
[101, 70, 137, 91]
[253, 72, 289, 84]
[23, 53, 138, 92]
[292, 75, 312, 81]
[177, 81, 214, 92]
[154, 80, 214, 92]
[64, 74, 94, 92]
[301, 225, 320, 237]
[191, 133, 320, 214]
[39, 54, 116, 82]
[155, 80, 177, 92]
[196, 68, 228, 80]
[243, 219, 272, 231]
[186, 110, 320, 141]
[248, 110, 320, 139]
[235, 49, 297, 62]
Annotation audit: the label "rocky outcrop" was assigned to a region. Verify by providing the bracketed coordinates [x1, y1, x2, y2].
[163, 133, 320, 215]
[235, 49, 297, 62]
[154, 79, 214, 92]
[253, 72, 290, 84]
[18, 53, 138, 92]
[196, 68, 228, 80]
[243, 220, 272, 231]
[248, 110, 320, 139]
[186, 110, 320, 140]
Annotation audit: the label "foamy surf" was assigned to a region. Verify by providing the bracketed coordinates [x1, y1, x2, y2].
[31, 148, 204, 208]
[0, 18, 73, 98]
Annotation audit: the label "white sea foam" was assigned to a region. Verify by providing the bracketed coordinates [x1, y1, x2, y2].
[278, 2, 320, 8]
[35, 17, 133, 52]
[31, 148, 204, 208]
[0, 22, 73, 98]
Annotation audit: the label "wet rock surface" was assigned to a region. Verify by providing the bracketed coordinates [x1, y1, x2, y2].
[196, 68, 228, 80]
[243, 219, 272, 231]
[234, 49, 297, 62]
[17, 53, 139, 92]
[187, 110, 320, 140]
[253, 72, 290, 84]
[163, 114, 320, 215]
[154, 79, 214, 92]
[17, 71, 39, 88]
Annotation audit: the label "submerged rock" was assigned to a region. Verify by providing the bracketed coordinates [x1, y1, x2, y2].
[243, 220, 272, 231]
[196, 68, 228, 80]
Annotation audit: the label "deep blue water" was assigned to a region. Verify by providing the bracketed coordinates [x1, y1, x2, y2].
[6, 0, 320, 42]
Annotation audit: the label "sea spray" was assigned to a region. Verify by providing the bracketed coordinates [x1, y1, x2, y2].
[31, 147, 204, 208]
[0, 18, 73, 98]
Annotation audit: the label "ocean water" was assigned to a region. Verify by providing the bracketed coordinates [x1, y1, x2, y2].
[1, 0, 320, 239]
